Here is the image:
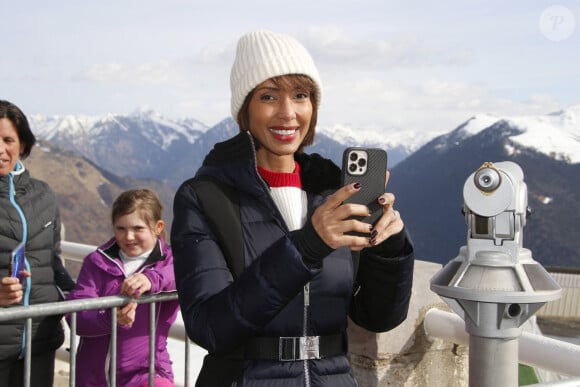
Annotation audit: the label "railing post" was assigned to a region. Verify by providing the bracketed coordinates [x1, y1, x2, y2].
[185, 336, 191, 387]
[110, 307, 117, 387]
[24, 318, 32, 387]
[149, 302, 156, 387]
[69, 312, 77, 387]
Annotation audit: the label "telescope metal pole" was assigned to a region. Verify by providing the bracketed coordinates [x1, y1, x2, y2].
[469, 336, 518, 387]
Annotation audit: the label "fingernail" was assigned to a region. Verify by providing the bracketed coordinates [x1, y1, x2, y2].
[353, 183, 361, 189]
[369, 237, 377, 245]
[371, 229, 378, 238]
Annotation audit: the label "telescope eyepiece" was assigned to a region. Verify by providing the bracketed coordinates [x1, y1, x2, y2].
[474, 167, 501, 193]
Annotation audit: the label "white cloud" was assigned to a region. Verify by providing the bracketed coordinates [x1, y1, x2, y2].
[302, 26, 473, 70]
[2, 1, 578, 134]
[318, 71, 565, 134]
[75, 61, 186, 85]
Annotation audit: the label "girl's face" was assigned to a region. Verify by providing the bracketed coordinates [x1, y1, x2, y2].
[113, 211, 164, 258]
[0, 118, 24, 176]
[247, 78, 313, 172]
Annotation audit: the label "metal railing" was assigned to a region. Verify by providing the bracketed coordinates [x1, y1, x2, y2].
[424, 308, 580, 386]
[0, 292, 192, 387]
[27, 240, 579, 387]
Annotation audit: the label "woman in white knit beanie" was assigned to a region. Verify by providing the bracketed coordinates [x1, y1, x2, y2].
[231, 30, 323, 156]
[172, 29, 415, 387]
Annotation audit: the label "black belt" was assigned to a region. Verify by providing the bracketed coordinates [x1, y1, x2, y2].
[245, 333, 347, 361]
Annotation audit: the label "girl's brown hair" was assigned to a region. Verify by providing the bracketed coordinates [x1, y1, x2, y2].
[111, 189, 166, 241]
[236, 74, 319, 154]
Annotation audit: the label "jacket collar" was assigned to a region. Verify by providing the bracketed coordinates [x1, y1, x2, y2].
[100, 237, 167, 267]
[197, 131, 341, 196]
[0, 161, 30, 196]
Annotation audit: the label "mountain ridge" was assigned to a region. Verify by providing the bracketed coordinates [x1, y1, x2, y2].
[25, 140, 176, 245]
[29, 109, 441, 187]
[25, 105, 580, 268]
[389, 115, 580, 268]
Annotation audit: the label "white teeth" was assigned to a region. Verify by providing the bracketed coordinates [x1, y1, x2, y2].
[270, 129, 297, 135]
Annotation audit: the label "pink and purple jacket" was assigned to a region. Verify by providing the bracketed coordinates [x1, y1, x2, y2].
[66, 237, 179, 387]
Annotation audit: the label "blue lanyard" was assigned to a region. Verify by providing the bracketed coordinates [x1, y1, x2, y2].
[8, 162, 32, 359]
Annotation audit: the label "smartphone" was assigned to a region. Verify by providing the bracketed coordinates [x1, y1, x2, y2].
[10, 242, 26, 284]
[341, 147, 388, 235]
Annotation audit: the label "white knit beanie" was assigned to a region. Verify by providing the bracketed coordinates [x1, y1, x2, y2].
[230, 30, 323, 121]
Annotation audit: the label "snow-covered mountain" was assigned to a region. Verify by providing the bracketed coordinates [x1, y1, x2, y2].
[389, 104, 580, 268]
[319, 124, 443, 156]
[30, 107, 208, 150]
[29, 108, 438, 187]
[29, 108, 209, 186]
[28, 105, 579, 185]
[24, 104, 580, 267]
[447, 105, 580, 163]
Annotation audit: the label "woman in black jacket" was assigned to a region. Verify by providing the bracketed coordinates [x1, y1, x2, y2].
[0, 100, 75, 387]
[171, 30, 414, 387]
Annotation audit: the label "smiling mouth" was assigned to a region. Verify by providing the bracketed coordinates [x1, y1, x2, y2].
[269, 128, 298, 136]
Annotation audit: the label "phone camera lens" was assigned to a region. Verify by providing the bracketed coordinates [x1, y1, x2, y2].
[349, 163, 357, 172]
[358, 158, 366, 167]
[349, 152, 358, 161]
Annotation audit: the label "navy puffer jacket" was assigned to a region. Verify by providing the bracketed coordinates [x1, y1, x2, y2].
[172, 132, 414, 387]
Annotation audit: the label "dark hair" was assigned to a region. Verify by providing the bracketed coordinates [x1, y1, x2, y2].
[0, 100, 36, 159]
[111, 189, 166, 241]
[236, 74, 319, 154]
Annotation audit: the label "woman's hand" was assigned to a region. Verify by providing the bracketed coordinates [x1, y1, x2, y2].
[369, 171, 404, 246]
[0, 272, 31, 307]
[120, 273, 152, 298]
[311, 171, 404, 251]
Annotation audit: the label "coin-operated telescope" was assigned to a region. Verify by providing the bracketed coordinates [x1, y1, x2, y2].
[431, 161, 561, 387]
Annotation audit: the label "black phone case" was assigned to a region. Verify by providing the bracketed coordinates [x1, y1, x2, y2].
[341, 147, 388, 235]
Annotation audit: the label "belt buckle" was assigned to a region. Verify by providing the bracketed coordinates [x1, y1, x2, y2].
[300, 336, 320, 360]
[279, 337, 297, 361]
[279, 336, 320, 361]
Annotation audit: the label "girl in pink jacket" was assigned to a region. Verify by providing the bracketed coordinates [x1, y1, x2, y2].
[67, 189, 179, 387]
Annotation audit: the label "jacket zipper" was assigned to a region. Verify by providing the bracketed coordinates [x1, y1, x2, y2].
[8, 170, 31, 359]
[248, 132, 312, 386]
[303, 283, 311, 387]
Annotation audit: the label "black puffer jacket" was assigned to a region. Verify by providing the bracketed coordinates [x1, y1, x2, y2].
[0, 163, 74, 361]
[172, 132, 414, 387]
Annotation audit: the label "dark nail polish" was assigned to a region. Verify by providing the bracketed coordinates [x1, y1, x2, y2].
[369, 237, 377, 245]
[371, 229, 378, 238]
[353, 183, 361, 189]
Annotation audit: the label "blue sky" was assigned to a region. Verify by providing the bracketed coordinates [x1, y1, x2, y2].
[1, 0, 578, 133]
